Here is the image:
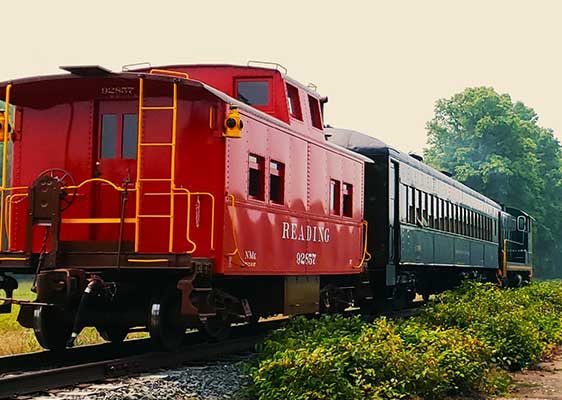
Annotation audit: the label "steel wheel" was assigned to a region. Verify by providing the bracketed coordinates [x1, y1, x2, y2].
[97, 326, 129, 343]
[33, 306, 72, 351]
[148, 288, 186, 351]
[199, 315, 231, 341]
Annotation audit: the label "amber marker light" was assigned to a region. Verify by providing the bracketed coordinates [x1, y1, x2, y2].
[223, 106, 243, 138]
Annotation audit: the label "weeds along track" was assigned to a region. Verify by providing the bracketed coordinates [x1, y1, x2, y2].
[0, 319, 285, 399]
[0, 307, 423, 398]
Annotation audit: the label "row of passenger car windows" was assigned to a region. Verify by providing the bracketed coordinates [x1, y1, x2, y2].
[403, 185, 496, 242]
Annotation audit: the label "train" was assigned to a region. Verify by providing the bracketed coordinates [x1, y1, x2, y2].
[0, 62, 532, 350]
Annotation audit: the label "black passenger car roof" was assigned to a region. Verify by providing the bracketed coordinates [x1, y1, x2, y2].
[327, 127, 501, 209]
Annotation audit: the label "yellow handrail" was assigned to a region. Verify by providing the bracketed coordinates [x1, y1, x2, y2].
[190, 191, 215, 250]
[169, 83, 178, 253]
[353, 220, 371, 269]
[149, 69, 190, 79]
[0, 84, 12, 250]
[64, 177, 134, 192]
[5, 193, 27, 249]
[134, 78, 144, 252]
[174, 188, 216, 253]
[225, 194, 248, 267]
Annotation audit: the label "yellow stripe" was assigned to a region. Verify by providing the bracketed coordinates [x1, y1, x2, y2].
[127, 258, 169, 263]
[0, 257, 27, 261]
[62, 218, 136, 224]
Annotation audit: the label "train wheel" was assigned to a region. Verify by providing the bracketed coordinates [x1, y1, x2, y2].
[199, 315, 231, 341]
[33, 306, 72, 351]
[320, 285, 347, 314]
[97, 326, 129, 343]
[148, 288, 185, 351]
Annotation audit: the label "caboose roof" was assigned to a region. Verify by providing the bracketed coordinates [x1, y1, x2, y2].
[0, 67, 371, 165]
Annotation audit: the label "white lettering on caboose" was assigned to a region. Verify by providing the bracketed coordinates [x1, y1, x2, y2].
[281, 222, 330, 243]
[100, 86, 136, 96]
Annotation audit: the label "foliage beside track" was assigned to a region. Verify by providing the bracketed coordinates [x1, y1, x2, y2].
[246, 281, 562, 400]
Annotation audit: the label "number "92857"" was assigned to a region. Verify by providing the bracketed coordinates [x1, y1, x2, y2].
[296, 252, 317, 265]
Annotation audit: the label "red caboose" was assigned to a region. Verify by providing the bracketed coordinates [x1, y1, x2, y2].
[0, 63, 368, 349]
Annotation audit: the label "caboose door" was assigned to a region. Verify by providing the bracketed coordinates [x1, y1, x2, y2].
[92, 101, 138, 241]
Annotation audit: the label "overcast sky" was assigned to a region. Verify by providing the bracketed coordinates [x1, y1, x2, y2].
[2, 0, 561, 153]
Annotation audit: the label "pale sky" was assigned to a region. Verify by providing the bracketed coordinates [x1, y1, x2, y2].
[2, 0, 561, 153]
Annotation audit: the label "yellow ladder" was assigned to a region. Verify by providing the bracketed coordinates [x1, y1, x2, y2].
[134, 76, 179, 253]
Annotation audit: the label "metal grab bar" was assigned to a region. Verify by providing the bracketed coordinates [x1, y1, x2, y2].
[5, 193, 28, 249]
[149, 69, 190, 79]
[63, 177, 135, 192]
[173, 188, 215, 254]
[353, 220, 371, 269]
[225, 194, 248, 267]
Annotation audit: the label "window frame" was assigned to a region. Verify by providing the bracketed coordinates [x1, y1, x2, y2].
[330, 179, 341, 216]
[248, 154, 265, 201]
[286, 83, 303, 120]
[308, 94, 323, 130]
[234, 77, 273, 112]
[342, 182, 353, 218]
[269, 160, 285, 205]
[122, 113, 138, 159]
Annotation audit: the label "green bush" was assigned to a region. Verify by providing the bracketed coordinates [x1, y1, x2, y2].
[246, 281, 562, 399]
[417, 281, 562, 369]
[250, 318, 493, 399]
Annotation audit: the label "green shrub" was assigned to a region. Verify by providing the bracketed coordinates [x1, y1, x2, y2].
[417, 281, 562, 369]
[249, 318, 493, 399]
[247, 281, 562, 399]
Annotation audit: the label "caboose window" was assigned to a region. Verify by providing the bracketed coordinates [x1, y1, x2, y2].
[342, 183, 353, 217]
[270, 160, 285, 204]
[330, 180, 341, 215]
[248, 154, 265, 200]
[101, 114, 117, 159]
[122, 114, 138, 159]
[237, 81, 270, 106]
[286, 83, 302, 120]
[308, 95, 323, 129]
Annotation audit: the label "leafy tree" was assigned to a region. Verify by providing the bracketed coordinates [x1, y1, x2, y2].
[425, 87, 562, 277]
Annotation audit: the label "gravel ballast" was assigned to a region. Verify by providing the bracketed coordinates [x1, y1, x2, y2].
[30, 362, 248, 400]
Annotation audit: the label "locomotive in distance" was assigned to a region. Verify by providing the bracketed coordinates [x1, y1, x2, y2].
[0, 62, 532, 350]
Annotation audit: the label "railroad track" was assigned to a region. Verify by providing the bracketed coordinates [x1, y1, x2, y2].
[0, 306, 424, 398]
[0, 320, 283, 399]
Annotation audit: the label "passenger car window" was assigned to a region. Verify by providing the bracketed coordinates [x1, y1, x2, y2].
[237, 81, 270, 106]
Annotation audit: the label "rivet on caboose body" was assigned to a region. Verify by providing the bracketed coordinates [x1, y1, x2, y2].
[0, 64, 369, 349]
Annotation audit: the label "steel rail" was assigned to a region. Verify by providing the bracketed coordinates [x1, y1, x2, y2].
[0, 320, 283, 398]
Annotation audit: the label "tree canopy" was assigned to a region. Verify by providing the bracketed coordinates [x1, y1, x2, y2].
[425, 87, 562, 277]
